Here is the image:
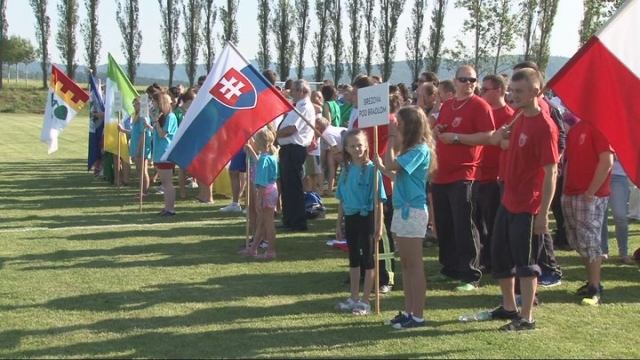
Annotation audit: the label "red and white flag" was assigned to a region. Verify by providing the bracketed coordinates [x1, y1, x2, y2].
[547, 0, 640, 186]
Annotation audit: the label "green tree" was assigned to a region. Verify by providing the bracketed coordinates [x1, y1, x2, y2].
[580, 0, 605, 46]
[116, 0, 142, 83]
[425, 0, 448, 73]
[80, 0, 102, 73]
[1, 36, 36, 83]
[328, 0, 345, 85]
[405, 0, 427, 82]
[294, 0, 311, 78]
[202, 0, 217, 72]
[345, 0, 361, 81]
[183, 0, 202, 86]
[219, 0, 240, 44]
[0, 0, 8, 90]
[158, 0, 181, 87]
[29, 0, 50, 88]
[312, 0, 332, 81]
[533, 0, 559, 75]
[446, 0, 497, 75]
[377, 0, 406, 81]
[363, 0, 376, 75]
[490, 0, 518, 73]
[519, 0, 538, 61]
[56, 0, 79, 80]
[272, 0, 296, 81]
[257, 0, 272, 71]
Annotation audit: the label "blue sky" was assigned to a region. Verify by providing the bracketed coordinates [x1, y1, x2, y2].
[6, 0, 583, 66]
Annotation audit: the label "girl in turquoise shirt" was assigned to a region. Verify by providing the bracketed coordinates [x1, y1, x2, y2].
[119, 97, 153, 197]
[152, 92, 178, 216]
[239, 128, 279, 259]
[334, 129, 386, 316]
[374, 106, 437, 329]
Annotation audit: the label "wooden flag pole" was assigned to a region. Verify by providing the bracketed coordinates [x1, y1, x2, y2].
[245, 142, 251, 250]
[373, 126, 381, 316]
[116, 111, 121, 194]
[139, 129, 146, 213]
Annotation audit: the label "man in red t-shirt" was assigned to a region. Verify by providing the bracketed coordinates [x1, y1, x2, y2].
[562, 121, 613, 306]
[429, 65, 495, 291]
[477, 74, 514, 272]
[482, 68, 559, 331]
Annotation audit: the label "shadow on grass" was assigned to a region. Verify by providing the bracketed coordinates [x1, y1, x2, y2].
[0, 298, 479, 358]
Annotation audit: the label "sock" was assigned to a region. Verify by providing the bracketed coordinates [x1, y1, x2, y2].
[231, 202, 239, 206]
[412, 315, 424, 322]
[403, 311, 410, 317]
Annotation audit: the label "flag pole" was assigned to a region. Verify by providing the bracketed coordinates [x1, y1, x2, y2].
[139, 127, 145, 213]
[373, 126, 380, 316]
[116, 111, 121, 193]
[245, 141, 251, 250]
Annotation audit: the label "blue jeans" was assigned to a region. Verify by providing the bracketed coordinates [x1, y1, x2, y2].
[601, 175, 630, 256]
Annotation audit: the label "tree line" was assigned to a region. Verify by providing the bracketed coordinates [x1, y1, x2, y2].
[0, 0, 628, 90]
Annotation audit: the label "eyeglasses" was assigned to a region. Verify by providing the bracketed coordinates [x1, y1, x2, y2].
[457, 77, 477, 84]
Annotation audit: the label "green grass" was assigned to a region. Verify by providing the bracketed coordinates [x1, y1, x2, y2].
[1, 114, 639, 358]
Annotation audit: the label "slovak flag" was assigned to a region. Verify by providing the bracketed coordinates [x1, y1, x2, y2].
[547, 0, 640, 186]
[162, 43, 294, 186]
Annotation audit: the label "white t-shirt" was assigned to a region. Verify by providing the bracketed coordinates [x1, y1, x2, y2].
[347, 108, 358, 130]
[272, 114, 284, 131]
[321, 125, 347, 151]
[278, 97, 315, 146]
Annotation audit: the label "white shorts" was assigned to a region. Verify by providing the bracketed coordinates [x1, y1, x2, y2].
[391, 208, 429, 238]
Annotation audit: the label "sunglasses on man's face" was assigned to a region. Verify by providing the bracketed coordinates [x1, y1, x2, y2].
[457, 77, 477, 84]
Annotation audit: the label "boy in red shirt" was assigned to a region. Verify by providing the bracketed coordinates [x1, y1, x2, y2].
[487, 68, 559, 331]
[562, 121, 613, 306]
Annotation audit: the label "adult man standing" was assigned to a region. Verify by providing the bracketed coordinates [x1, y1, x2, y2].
[477, 74, 515, 272]
[430, 65, 495, 291]
[277, 80, 315, 232]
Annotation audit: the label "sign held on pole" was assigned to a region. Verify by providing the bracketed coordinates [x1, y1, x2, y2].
[140, 94, 149, 118]
[357, 83, 390, 128]
[113, 91, 123, 113]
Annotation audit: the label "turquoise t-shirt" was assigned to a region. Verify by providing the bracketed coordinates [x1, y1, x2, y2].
[129, 116, 152, 159]
[255, 153, 278, 187]
[152, 113, 178, 163]
[393, 143, 430, 219]
[335, 161, 387, 216]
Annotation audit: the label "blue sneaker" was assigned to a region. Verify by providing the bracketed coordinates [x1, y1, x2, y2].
[538, 272, 562, 288]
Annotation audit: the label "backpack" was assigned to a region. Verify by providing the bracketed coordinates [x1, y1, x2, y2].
[305, 191, 326, 219]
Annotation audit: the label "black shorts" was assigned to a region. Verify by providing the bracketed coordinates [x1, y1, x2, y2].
[491, 205, 541, 279]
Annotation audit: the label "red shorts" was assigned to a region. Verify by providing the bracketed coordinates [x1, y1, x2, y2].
[156, 162, 175, 170]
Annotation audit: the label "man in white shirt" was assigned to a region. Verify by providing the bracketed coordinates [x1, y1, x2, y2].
[276, 79, 315, 231]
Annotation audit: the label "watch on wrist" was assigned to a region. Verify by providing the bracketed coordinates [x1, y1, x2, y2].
[453, 134, 460, 144]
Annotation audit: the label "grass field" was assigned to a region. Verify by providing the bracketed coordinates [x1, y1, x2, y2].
[1, 114, 639, 358]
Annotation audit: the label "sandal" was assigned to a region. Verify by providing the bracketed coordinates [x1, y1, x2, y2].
[335, 297, 358, 311]
[238, 248, 257, 256]
[256, 252, 276, 260]
[352, 301, 371, 316]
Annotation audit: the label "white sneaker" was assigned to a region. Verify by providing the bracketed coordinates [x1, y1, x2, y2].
[219, 203, 242, 212]
[186, 180, 198, 188]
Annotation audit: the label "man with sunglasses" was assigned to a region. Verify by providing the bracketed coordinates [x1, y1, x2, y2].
[429, 65, 495, 291]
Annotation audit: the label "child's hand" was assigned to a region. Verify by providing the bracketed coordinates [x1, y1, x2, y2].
[375, 226, 384, 242]
[117, 124, 125, 132]
[372, 156, 384, 170]
[335, 225, 344, 240]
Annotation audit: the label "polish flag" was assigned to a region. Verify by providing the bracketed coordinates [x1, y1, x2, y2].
[547, 0, 640, 186]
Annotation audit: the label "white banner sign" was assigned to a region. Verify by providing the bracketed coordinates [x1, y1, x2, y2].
[357, 83, 390, 128]
[140, 94, 149, 118]
[113, 91, 123, 113]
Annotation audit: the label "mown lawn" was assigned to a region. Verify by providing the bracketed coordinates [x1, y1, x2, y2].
[0, 114, 639, 358]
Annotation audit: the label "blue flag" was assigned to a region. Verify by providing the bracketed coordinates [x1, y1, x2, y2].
[88, 74, 105, 171]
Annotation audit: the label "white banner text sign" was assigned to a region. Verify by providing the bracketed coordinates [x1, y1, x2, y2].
[357, 83, 390, 128]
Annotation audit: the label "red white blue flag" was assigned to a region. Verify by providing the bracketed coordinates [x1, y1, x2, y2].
[162, 43, 294, 185]
[547, 0, 640, 186]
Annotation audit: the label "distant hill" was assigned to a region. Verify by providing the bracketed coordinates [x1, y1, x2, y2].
[18, 55, 571, 86]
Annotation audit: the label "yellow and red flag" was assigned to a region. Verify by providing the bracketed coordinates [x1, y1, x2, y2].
[40, 65, 90, 154]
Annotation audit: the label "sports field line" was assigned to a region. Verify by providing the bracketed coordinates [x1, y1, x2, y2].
[0, 219, 224, 234]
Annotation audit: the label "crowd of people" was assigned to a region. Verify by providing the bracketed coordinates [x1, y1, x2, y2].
[93, 61, 640, 332]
